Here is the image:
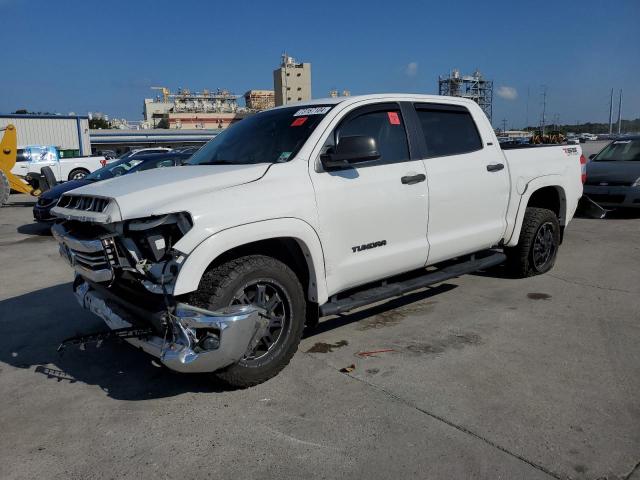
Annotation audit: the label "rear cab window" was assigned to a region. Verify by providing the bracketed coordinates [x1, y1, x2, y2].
[413, 103, 483, 158]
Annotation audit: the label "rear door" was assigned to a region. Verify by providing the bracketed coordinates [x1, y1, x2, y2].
[412, 103, 510, 264]
[310, 102, 429, 295]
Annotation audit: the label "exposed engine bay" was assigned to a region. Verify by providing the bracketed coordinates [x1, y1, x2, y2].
[52, 210, 193, 295]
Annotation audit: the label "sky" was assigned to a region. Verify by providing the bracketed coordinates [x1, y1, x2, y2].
[0, 0, 638, 129]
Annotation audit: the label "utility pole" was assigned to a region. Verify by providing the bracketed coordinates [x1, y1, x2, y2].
[617, 89, 623, 135]
[502, 118, 507, 134]
[540, 85, 548, 137]
[525, 86, 530, 130]
[608, 88, 614, 135]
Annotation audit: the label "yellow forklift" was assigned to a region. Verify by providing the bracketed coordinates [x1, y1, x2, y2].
[0, 124, 48, 206]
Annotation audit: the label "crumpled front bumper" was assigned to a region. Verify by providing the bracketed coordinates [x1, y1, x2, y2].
[73, 279, 268, 373]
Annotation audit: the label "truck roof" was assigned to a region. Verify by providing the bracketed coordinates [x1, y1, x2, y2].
[272, 93, 479, 110]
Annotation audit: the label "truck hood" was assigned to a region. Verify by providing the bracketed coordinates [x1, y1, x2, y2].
[65, 164, 270, 220]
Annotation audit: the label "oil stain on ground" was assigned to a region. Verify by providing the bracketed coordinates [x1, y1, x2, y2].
[357, 301, 437, 331]
[306, 340, 348, 353]
[405, 332, 481, 356]
[527, 292, 552, 300]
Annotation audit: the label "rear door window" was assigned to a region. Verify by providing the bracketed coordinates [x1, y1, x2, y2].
[414, 104, 482, 158]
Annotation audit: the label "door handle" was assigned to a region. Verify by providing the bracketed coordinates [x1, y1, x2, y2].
[401, 173, 426, 185]
[486, 163, 504, 172]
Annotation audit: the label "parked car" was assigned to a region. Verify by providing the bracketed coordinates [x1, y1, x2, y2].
[115, 147, 172, 161]
[583, 136, 640, 208]
[580, 133, 598, 142]
[11, 146, 106, 181]
[33, 152, 191, 221]
[51, 94, 584, 387]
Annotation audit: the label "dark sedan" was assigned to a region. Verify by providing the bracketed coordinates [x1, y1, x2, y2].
[33, 152, 191, 221]
[583, 137, 640, 209]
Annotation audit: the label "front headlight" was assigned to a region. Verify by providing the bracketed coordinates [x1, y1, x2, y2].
[126, 212, 193, 262]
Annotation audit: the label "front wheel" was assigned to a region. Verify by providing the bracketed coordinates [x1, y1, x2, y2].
[505, 207, 560, 277]
[187, 255, 306, 388]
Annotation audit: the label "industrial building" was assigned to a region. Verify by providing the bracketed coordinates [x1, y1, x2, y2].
[273, 54, 312, 106]
[90, 128, 219, 155]
[438, 69, 493, 122]
[244, 90, 276, 111]
[0, 114, 91, 155]
[142, 87, 249, 130]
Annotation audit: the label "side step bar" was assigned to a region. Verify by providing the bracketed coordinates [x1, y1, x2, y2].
[319, 251, 506, 317]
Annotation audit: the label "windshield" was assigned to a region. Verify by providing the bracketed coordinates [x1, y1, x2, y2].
[188, 105, 334, 166]
[594, 139, 640, 162]
[85, 157, 144, 181]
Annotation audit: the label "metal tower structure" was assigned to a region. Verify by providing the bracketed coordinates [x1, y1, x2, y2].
[438, 69, 493, 122]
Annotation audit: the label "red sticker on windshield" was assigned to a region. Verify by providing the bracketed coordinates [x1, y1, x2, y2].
[387, 112, 400, 125]
[291, 117, 308, 127]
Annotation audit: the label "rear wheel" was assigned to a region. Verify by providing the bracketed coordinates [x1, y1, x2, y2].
[188, 255, 306, 388]
[68, 168, 89, 181]
[505, 207, 560, 277]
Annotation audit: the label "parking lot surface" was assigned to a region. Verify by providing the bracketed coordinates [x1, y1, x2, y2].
[1, 192, 638, 480]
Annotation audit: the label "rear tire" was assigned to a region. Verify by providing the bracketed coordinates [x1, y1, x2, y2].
[505, 207, 560, 278]
[187, 255, 306, 388]
[68, 168, 89, 181]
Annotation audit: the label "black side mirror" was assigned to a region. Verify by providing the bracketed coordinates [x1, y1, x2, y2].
[320, 135, 380, 169]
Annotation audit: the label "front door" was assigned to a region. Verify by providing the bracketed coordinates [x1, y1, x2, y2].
[310, 103, 429, 295]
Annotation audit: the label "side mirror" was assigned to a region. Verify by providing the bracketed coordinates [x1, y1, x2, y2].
[320, 135, 380, 169]
[589, 153, 596, 160]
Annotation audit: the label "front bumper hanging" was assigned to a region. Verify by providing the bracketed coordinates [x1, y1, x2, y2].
[72, 279, 268, 373]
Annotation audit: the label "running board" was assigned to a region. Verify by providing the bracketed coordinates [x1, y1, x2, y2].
[319, 251, 506, 317]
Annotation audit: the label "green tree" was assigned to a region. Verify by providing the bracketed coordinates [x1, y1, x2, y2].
[89, 117, 111, 129]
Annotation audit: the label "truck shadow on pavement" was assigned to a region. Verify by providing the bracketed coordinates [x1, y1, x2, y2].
[0, 283, 229, 400]
[17, 222, 52, 236]
[1, 282, 460, 399]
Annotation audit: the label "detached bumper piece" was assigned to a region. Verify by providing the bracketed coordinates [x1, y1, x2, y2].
[73, 279, 268, 374]
[57, 326, 155, 352]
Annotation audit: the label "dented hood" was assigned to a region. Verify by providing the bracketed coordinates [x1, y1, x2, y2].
[66, 163, 269, 220]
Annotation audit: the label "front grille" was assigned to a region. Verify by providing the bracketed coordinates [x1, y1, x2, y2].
[57, 195, 110, 213]
[72, 249, 110, 270]
[588, 194, 625, 204]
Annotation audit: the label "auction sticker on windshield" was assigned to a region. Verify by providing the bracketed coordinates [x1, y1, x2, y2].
[294, 106, 332, 116]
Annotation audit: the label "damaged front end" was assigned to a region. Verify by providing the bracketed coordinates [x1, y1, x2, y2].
[51, 196, 268, 373]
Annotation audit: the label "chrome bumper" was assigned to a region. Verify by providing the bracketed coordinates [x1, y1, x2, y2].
[73, 279, 268, 373]
[52, 223, 115, 283]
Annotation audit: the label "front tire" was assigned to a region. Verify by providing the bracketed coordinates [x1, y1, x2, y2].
[505, 207, 560, 278]
[187, 255, 306, 388]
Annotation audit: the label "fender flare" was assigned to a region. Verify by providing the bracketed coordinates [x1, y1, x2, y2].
[504, 175, 568, 247]
[173, 217, 328, 304]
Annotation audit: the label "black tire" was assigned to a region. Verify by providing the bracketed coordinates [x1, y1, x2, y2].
[0, 170, 10, 206]
[505, 207, 560, 278]
[68, 168, 89, 181]
[187, 255, 306, 388]
[40, 166, 58, 191]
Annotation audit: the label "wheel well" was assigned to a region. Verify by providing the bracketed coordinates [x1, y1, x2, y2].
[526, 185, 566, 242]
[527, 186, 565, 223]
[206, 237, 320, 327]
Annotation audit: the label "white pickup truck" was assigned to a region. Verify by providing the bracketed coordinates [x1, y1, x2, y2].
[52, 94, 585, 387]
[12, 146, 106, 182]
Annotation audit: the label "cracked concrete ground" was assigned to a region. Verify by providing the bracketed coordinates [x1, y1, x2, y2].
[1, 193, 638, 480]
